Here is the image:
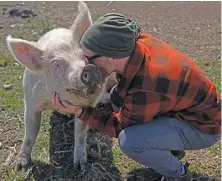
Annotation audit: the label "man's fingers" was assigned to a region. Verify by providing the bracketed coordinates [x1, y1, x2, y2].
[51, 92, 81, 114]
[55, 92, 62, 106]
[52, 92, 56, 106]
[61, 100, 70, 108]
[61, 100, 77, 112]
[62, 100, 82, 113]
[54, 92, 66, 110]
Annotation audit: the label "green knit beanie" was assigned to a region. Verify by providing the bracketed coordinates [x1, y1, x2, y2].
[81, 13, 141, 59]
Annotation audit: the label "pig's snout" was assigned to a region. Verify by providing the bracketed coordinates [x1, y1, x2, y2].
[81, 64, 101, 87]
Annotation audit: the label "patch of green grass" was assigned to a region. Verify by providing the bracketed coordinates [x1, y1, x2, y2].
[26, 17, 55, 35]
[208, 143, 221, 155]
[188, 160, 221, 178]
[0, 54, 24, 112]
[216, 26, 221, 34]
[32, 112, 51, 161]
[188, 164, 202, 174]
[15, 33, 24, 39]
[195, 59, 221, 93]
[0, 89, 24, 111]
[113, 144, 141, 173]
[0, 52, 14, 66]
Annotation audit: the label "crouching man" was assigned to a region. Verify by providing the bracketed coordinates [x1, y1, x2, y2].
[51, 13, 221, 181]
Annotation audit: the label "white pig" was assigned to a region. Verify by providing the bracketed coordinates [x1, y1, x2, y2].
[6, 1, 117, 171]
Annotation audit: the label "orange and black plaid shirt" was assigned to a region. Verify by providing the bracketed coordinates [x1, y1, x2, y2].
[79, 33, 221, 138]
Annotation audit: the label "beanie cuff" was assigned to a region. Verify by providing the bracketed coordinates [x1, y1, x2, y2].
[82, 37, 135, 58]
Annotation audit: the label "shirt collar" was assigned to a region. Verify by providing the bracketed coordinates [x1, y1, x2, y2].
[116, 38, 145, 98]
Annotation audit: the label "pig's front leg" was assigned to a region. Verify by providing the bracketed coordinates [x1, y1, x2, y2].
[16, 109, 41, 171]
[16, 82, 51, 171]
[74, 118, 88, 171]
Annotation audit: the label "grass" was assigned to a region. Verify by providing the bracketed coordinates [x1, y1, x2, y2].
[26, 17, 55, 35]
[112, 142, 141, 173]
[208, 144, 221, 155]
[15, 33, 24, 39]
[0, 59, 24, 112]
[195, 59, 221, 93]
[0, 56, 221, 180]
[0, 52, 14, 66]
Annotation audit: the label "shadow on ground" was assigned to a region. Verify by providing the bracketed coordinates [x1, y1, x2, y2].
[29, 111, 121, 181]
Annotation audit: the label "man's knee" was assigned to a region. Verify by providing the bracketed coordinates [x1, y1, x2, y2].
[118, 125, 153, 154]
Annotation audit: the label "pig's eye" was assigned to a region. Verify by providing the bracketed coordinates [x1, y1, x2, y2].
[52, 60, 65, 68]
[52, 60, 66, 77]
[52, 61, 59, 68]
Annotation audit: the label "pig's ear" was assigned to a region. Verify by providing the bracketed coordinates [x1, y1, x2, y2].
[71, 1, 92, 43]
[6, 35, 43, 73]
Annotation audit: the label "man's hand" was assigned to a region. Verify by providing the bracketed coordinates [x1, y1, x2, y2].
[51, 92, 83, 116]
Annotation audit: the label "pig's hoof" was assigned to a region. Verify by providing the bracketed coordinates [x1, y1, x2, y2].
[74, 159, 87, 172]
[80, 160, 87, 171]
[74, 162, 80, 171]
[15, 153, 31, 172]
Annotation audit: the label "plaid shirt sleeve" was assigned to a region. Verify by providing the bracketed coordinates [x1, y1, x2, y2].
[79, 91, 169, 138]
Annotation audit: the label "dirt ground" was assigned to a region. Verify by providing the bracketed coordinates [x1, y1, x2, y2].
[0, 1, 221, 60]
[0, 1, 221, 181]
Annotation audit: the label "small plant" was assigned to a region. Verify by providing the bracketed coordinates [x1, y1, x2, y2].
[0, 52, 14, 66]
[216, 26, 221, 34]
[26, 17, 55, 35]
[15, 33, 24, 39]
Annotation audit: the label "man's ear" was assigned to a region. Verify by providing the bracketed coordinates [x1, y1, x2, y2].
[6, 35, 43, 73]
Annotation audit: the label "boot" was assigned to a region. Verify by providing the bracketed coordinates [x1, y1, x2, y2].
[160, 163, 193, 181]
[142, 151, 186, 181]
[171, 150, 185, 160]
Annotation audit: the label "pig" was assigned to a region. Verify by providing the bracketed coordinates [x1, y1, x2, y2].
[6, 1, 117, 171]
